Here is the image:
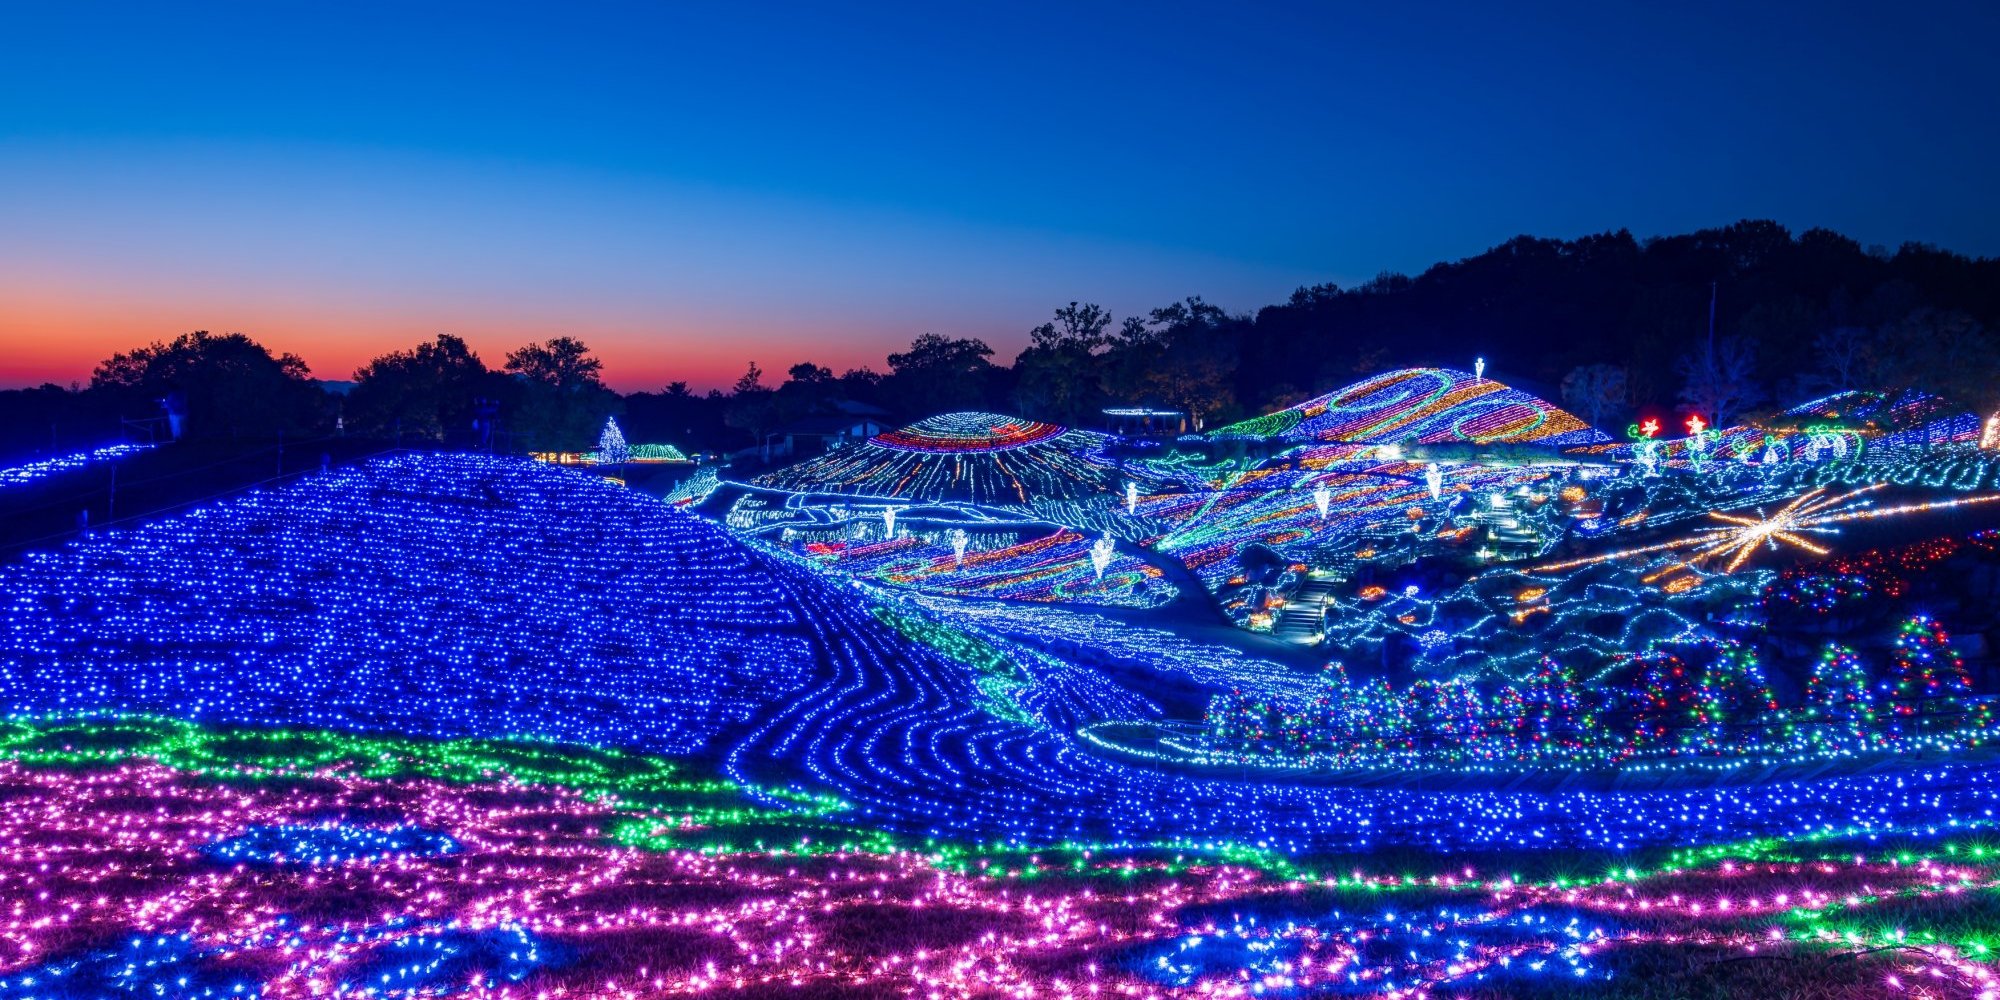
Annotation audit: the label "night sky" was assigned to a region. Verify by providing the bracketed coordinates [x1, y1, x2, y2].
[3, 0, 1996, 390]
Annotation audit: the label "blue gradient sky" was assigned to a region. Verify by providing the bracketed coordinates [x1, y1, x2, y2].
[3, 1, 1996, 389]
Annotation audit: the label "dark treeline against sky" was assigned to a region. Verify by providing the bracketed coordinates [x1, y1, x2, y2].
[1, 0, 1996, 390]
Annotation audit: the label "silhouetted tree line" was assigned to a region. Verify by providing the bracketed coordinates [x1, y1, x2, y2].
[0, 330, 621, 459]
[617, 221, 2000, 447]
[4, 220, 1995, 462]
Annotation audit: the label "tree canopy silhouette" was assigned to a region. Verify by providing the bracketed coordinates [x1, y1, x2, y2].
[90, 330, 325, 440]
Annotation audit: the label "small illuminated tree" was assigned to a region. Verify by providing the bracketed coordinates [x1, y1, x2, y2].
[1350, 677, 1413, 757]
[1884, 614, 1972, 728]
[1689, 641, 1775, 751]
[598, 416, 630, 467]
[1483, 684, 1526, 760]
[1520, 658, 1589, 759]
[1304, 662, 1353, 744]
[1806, 643, 1876, 742]
[1628, 650, 1698, 751]
[1205, 689, 1277, 752]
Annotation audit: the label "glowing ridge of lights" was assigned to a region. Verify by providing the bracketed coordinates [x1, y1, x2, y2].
[752, 411, 1140, 504]
[1785, 387, 1983, 446]
[1212, 368, 1608, 446]
[1146, 458, 1559, 621]
[789, 524, 1176, 608]
[0, 444, 151, 488]
[871, 412, 1068, 452]
[1576, 386, 1982, 470]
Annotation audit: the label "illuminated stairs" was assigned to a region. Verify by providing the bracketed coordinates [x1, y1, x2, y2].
[1273, 578, 1340, 643]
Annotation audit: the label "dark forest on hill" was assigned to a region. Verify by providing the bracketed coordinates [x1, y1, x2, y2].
[4, 219, 1997, 462]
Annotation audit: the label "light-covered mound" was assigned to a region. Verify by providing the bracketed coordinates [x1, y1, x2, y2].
[1783, 388, 1981, 446]
[1570, 387, 1983, 468]
[1214, 367, 1608, 447]
[0, 453, 890, 754]
[754, 411, 1131, 505]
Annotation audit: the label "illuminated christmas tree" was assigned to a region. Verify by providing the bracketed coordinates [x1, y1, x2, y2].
[1884, 614, 1972, 725]
[1401, 678, 1485, 761]
[1628, 650, 1698, 750]
[597, 416, 630, 467]
[1304, 662, 1355, 744]
[1401, 678, 1445, 756]
[1203, 690, 1248, 743]
[1434, 680, 1487, 749]
[1519, 658, 1589, 758]
[1805, 643, 1876, 743]
[1204, 689, 1280, 752]
[1277, 706, 1314, 751]
[1350, 677, 1413, 755]
[1483, 684, 1527, 760]
[1688, 641, 1775, 750]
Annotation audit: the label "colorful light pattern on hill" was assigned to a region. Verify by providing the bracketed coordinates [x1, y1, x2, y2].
[4, 454, 1998, 858]
[752, 411, 1135, 504]
[1785, 388, 1983, 445]
[1213, 368, 1608, 446]
[1570, 388, 1981, 471]
[1143, 458, 1558, 621]
[4, 715, 2000, 998]
[800, 526, 1176, 608]
[873, 411, 1069, 453]
[8, 384, 2000, 999]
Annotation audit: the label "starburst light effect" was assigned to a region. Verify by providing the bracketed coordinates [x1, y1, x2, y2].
[1533, 485, 2000, 578]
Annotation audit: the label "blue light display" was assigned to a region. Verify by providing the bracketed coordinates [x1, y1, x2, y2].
[5, 452, 2000, 863]
[204, 823, 460, 866]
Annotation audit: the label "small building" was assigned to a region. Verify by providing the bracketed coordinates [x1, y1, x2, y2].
[1101, 406, 1188, 437]
[764, 414, 890, 460]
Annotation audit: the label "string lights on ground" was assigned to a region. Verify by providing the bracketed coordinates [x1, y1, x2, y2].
[1, 715, 2000, 997]
[0, 444, 151, 488]
[5, 356, 2000, 999]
